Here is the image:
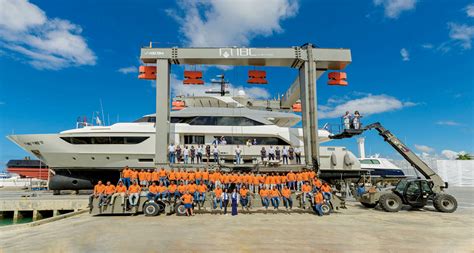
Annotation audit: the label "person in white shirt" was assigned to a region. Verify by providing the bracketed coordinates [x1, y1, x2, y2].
[353, 111, 362, 129]
[294, 147, 302, 164]
[168, 144, 175, 164]
[343, 111, 352, 130]
[268, 146, 275, 161]
[235, 145, 242, 164]
[282, 147, 289, 164]
[183, 146, 189, 164]
[197, 145, 203, 164]
[213, 145, 219, 164]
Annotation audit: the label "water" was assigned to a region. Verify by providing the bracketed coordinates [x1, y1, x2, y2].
[0, 217, 34, 226]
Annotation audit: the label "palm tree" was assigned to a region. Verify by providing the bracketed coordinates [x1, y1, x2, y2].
[456, 153, 472, 160]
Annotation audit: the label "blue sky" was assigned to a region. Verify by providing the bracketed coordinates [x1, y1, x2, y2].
[0, 0, 473, 167]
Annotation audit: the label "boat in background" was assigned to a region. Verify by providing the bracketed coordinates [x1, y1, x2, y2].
[6, 159, 49, 180]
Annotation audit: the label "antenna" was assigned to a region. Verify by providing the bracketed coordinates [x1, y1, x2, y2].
[100, 99, 105, 126]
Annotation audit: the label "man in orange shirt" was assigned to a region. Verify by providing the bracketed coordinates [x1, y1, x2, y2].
[180, 191, 194, 216]
[130, 169, 138, 184]
[195, 168, 202, 185]
[168, 168, 177, 184]
[281, 185, 293, 210]
[301, 181, 312, 209]
[158, 168, 168, 186]
[128, 181, 141, 207]
[138, 169, 147, 187]
[102, 181, 116, 206]
[202, 168, 210, 189]
[270, 187, 281, 209]
[313, 177, 323, 190]
[147, 182, 159, 201]
[187, 181, 198, 202]
[122, 166, 131, 188]
[181, 168, 188, 184]
[313, 189, 324, 216]
[259, 186, 270, 209]
[239, 185, 249, 210]
[188, 171, 196, 184]
[157, 182, 168, 200]
[213, 185, 223, 209]
[151, 169, 159, 184]
[89, 180, 106, 208]
[177, 181, 187, 198]
[296, 172, 304, 191]
[145, 169, 152, 187]
[287, 171, 296, 191]
[197, 181, 207, 205]
[321, 182, 332, 200]
[168, 181, 178, 201]
[111, 181, 127, 206]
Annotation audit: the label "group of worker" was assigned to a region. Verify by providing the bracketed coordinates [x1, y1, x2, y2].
[89, 167, 332, 216]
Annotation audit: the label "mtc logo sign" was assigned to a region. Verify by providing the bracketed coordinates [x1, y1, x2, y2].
[219, 48, 257, 58]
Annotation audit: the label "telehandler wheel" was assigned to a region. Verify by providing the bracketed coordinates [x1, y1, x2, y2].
[361, 202, 378, 208]
[379, 193, 402, 212]
[144, 202, 160, 216]
[321, 203, 331, 215]
[433, 194, 457, 213]
[176, 204, 187, 216]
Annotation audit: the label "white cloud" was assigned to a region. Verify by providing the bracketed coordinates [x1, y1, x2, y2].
[400, 48, 410, 61]
[167, 0, 299, 47]
[436, 120, 463, 126]
[441, 149, 465, 160]
[466, 4, 474, 17]
[0, 0, 96, 70]
[447, 22, 474, 49]
[373, 0, 417, 19]
[117, 66, 138, 74]
[415, 144, 434, 153]
[168, 73, 270, 99]
[318, 94, 416, 119]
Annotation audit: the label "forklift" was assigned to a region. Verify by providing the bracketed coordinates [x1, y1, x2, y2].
[331, 122, 458, 213]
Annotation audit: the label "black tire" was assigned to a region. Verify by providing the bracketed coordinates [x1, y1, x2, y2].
[321, 203, 331, 215]
[176, 204, 187, 216]
[155, 200, 166, 214]
[379, 193, 402, 212]
[433, 194, 457, 213]
[144, 202, 160, 216]
[361, 202, 378, 208]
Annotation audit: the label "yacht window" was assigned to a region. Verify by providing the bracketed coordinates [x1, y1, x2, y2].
[171, 117, 194, 123]
[213, 136, 289, 145]
[360, 159, 381, 165]
[189, 116, 263, 126]
[184, 135, 205, 144]
[60, 136, 149, 144]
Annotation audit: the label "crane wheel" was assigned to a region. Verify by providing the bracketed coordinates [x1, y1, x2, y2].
[144, 202, 160, 216]
[379, 193, 402, 212]
[433, 194, 457, 213]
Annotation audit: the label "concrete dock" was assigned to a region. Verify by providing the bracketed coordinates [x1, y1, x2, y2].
[0, 187, 472, 252]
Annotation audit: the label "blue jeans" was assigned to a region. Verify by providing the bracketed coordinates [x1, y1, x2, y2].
[169, 152, 175, 163]
[314, 204, 323, 216]
[147, 192, 157, 201]
[159, 177, 167, 186]
[241, 196, 248, 207]
[235, 154, 241, 164]
[158, 192, 168, 199]
[261, 197, 270, 208]
[271, 197, 280, 208]
[184, 155, 188, 164]
[323, 192, 331, 200]
[214, 197, 223, 209]
[213, 153, 219, 163]
[198, 192, 206, 202]
[283, 197, 293, 209]
[193, 192, 199, 202]
[123, 178, 131, 188]
[288, 181, 295, 190]
[196, 179, 201, 185]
